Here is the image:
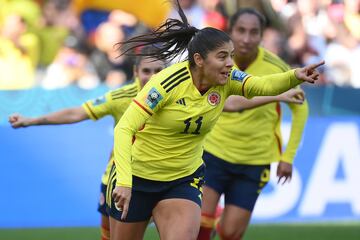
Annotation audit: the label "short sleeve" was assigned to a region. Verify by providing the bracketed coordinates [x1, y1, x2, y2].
[82, 92, 112, 120]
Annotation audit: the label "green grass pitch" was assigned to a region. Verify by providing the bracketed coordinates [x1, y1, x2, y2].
[1, 223, 359, 240]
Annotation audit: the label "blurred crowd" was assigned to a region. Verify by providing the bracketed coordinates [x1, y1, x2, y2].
[1, 0, 359, 90]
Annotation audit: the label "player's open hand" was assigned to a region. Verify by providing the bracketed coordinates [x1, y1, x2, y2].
[8, 113, 30, 128]
[295, 61, 324, 84]
[112, 186, 132, 220]
[278, 88, 305, 104]
[277, 161, 292, 184]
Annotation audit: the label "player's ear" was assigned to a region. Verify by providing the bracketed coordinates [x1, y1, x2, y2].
[193, 53, 204, 68]
[133, 65, 138, 77]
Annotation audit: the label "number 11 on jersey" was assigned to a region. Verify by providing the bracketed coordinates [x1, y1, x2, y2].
[181, 116, 203, 135]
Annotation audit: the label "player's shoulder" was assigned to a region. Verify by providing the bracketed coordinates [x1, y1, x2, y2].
[109, 80, 139, 101]
[261, 48, 290, 72]
[155, 61, 191, 93]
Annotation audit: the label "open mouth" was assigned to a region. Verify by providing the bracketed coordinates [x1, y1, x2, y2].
[222, 70, 231, 77]
[220, 72, 228, 79]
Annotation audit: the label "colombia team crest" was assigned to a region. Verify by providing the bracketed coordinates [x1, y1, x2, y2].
[208, 91, 221, 106]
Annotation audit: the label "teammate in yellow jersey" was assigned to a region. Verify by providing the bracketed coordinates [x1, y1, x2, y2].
[8, 46, 165, 240]
[108, 1, 323, 239]
[198, 8, 310, 240]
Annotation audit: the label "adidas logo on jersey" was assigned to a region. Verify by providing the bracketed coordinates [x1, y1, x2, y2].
[176, 98, 186, 106]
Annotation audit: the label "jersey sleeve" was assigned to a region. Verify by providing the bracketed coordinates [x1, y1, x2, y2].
[82, 91, 112, 120]
[113, 74, 170, 187]
[229, 68, 303, 98]
[281, 97, 309, 163]
[113, 102, 151, 187]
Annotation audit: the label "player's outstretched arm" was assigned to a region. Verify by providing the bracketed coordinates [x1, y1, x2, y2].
[244, 61, 324, 98]
[9, 107, 89, 128]
[224, 88, 305, 112]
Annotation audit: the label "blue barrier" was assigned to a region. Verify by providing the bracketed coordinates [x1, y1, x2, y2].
[0, 118, 113, 227]
[251, 117, 360, 223]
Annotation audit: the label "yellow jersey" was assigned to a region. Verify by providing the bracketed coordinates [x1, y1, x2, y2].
[82, 79, 141, 184]
[114, 60, 302, 187]
[204, 47, 309, 165]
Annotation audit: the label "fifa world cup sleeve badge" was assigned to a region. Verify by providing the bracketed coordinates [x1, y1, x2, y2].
[145, 87, 163, 109]
[231, 69, 248, 82]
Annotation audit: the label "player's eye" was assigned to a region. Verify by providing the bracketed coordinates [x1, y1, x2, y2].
[141, 68, 151, 74]
[218, 55, 226, 60]
[251, 29, 260, 35]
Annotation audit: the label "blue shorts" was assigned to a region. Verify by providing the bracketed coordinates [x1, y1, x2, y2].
[107, 164, 205, 222]
[97, 183, 108, 216]
[203, 151, 270, 211]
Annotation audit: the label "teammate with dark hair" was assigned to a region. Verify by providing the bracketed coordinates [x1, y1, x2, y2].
[198, 8, 309, 240]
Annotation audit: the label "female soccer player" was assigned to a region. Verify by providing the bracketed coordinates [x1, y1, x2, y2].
[108, 1, 323, 240]
[8, 47, 165, 240]
[198, 8, 309, 240]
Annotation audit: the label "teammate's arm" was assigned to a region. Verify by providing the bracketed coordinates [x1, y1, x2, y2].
[277, 97, 309, 184]
[9, 107, 89, 128]
[224, 88, 305, 112]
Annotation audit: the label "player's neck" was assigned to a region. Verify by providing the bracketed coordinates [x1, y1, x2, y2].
[190, 67, 211, 95]
[234, 49, 258, 71]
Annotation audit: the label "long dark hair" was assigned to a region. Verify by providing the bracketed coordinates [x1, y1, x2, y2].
[118, 0, 231, 67]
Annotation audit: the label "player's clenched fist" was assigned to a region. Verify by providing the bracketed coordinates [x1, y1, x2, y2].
[8, 113, 31, 128]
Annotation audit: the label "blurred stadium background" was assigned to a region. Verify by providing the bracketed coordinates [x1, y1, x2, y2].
[1, 0, 359, 239]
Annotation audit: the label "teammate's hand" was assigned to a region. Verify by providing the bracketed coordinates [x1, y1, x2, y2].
[278, 88, 305, 104]
[8, 113, 31, 128]
[277, 161, 292, 184]
[295, 61, 324, 84]
[112, 186, 132, 220]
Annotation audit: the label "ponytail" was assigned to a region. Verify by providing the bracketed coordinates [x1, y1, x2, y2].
[118, 0, 198, 63]
[118, 0, 231, 67]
